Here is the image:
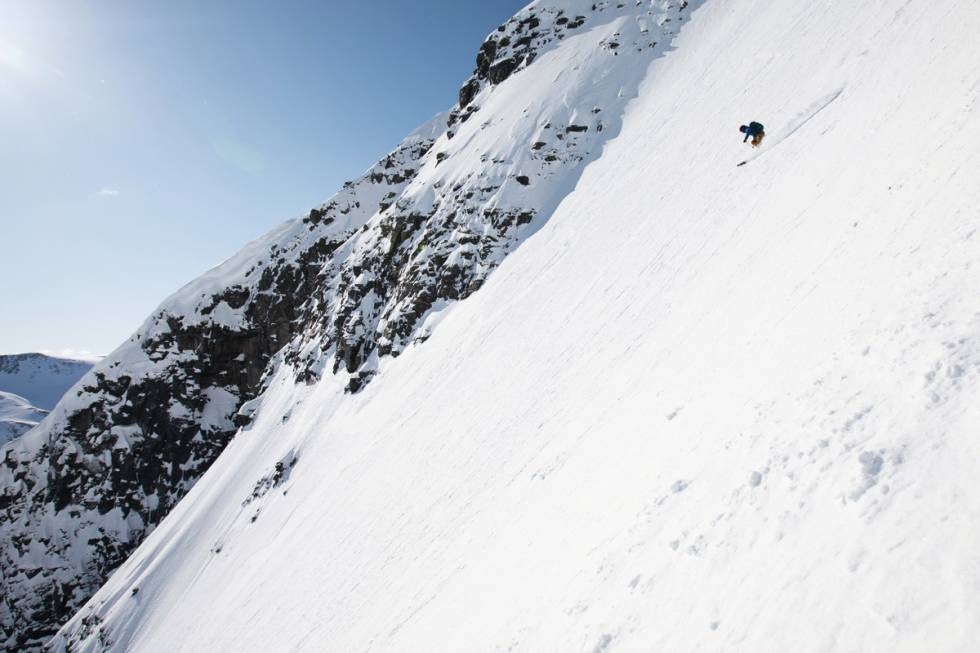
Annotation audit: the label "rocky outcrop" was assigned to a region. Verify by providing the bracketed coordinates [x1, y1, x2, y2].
[0, 1, 699, 649]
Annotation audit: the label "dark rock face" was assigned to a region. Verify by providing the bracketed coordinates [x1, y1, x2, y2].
[458, 78, 481, 108]
[488, 58, 520, 84]
[446, 5, 604, 129]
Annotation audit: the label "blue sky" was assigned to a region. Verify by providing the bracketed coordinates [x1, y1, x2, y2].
[0, 0, 527, 357]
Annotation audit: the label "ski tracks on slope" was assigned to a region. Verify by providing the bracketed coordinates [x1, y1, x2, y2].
[738, 86, 846, 166]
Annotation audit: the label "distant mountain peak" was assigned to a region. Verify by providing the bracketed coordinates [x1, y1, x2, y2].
[0, 353, 96, 447]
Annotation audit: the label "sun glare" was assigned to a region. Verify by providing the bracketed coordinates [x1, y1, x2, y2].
[0, 39, 28, 74]
[0, 2, 70, 81]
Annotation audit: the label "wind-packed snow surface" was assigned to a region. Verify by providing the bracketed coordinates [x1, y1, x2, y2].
[45, 0, 980, 650]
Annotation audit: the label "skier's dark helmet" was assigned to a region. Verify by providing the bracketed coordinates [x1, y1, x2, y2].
[739, 125, 748, 133]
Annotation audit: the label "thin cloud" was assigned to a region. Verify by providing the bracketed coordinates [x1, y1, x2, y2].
[91, 187, 120, 199]
[38, 349, 104, 362]
[211, 136, 266, 174]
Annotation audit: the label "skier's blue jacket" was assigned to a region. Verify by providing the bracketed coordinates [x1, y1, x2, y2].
[740, 121, 765, 142]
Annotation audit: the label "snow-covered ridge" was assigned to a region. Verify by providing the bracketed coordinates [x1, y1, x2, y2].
[0, 392, 46, 446]
[0, 353, 97, 445]
[0, 1, 699, 649]
[0, 353, 97, 411]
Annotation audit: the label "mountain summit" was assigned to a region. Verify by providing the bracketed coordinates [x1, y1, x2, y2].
[6, 0, 980, 650]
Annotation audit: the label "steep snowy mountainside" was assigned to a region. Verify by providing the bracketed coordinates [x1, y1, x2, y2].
[289, 0, 691, 387]
[0, 354, 96, 445]
[54, 0, 980, 651]
[0, 119, 433, 652]
[0, 1, 700, 649]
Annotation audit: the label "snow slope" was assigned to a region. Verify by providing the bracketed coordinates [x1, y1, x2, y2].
[53, 0, 980, 650]
[0, 392, 46, 446]
[0, 354, 96, 444]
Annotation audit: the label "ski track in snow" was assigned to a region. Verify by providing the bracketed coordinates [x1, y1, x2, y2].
[738, 86, 845, 166]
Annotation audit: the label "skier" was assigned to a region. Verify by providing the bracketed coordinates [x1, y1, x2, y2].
[739, 121, 765, 147]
